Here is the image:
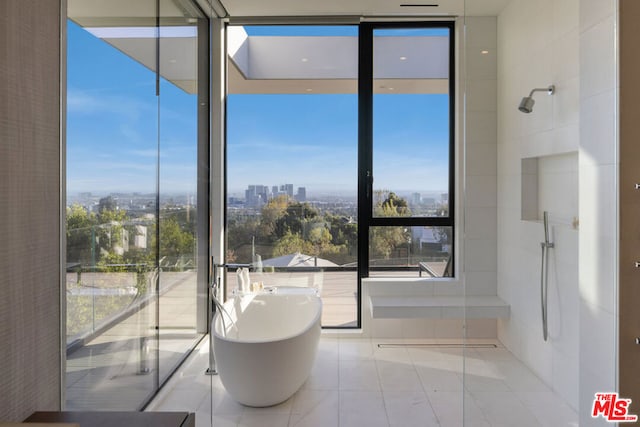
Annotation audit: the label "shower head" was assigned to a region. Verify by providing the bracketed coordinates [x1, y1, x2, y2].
[518, 96, 535, 113]
[518, 85, 555, 113]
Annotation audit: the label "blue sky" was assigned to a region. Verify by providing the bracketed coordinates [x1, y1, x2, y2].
[227, 94, 357, 196]
[67, 21, 197, 195]
[67, 21, 450, 198]
[227, 92, 449, 196]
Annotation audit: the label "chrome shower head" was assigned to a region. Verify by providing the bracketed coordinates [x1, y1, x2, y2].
[518, 96, 535, 113]
[518, 85, 555, 113]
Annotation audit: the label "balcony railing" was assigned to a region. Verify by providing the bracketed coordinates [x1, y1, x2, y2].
[65, 263, 194, 350]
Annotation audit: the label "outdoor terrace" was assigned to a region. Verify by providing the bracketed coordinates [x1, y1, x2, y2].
[65, 262, 447, 410]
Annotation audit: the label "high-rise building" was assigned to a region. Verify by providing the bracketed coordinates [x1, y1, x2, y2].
[245, 185, 269, 208]
[296, 187, 306, 202]
[280, 184, 294, 198]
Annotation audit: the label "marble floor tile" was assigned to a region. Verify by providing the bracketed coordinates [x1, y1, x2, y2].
[149, 336, 578, 426]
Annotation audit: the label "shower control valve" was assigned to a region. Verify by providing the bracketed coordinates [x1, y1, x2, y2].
[635, 337, 640, 345]
[636, 183, 640, 190]
[635, 262, 640, 268]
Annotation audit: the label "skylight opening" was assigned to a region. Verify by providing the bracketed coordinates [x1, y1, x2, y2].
[243, 25, 358, 37]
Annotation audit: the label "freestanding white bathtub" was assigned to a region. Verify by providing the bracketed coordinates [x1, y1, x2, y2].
[212, 291, 322, 407]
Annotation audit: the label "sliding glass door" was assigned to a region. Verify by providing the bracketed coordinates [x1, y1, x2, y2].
[157, 4, 208, 386]
[65, 0, 208, 410]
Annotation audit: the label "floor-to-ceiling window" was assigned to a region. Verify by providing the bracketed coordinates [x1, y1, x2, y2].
[65, 0, 208, 410]
[224, 22, 454, 328]
[362, 23, 455, 280]
[225, 25, 360, 327]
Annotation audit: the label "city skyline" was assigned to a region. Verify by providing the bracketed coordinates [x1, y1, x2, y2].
[66, 184, 449, 203]
[227, 183, 448, 202]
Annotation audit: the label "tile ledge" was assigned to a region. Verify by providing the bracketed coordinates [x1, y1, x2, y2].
[369, 295, 510, 319]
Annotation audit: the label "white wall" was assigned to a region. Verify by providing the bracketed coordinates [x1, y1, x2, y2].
[464, 16, 499, 299]
[578, 0, 619, 425]
[496, 0, 580, 411]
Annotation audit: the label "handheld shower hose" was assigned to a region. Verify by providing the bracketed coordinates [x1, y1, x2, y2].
[540, 211, 554, 341]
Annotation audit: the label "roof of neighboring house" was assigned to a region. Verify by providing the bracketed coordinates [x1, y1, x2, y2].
[261, 252, 338, 267]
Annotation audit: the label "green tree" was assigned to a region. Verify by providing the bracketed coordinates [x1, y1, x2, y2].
[227, 214, 262, 262]
[258, 195, 289, 241]
[370, 226, 407, 262]
[375, 191, 411, 217]
[160, 217, 195, 262]
[274, 201, 319, 238]
[308, 226, 333, 255]
[94, 204, 129, 260]
[272, 231, 314, 257]
[98, 195, 117, 213]
[325, 215, 354, 244]
[66, 204, 98, 265]
[97, 251, 126, 271]
[370, 191, 411, 263]
[144, 215, 195, 269]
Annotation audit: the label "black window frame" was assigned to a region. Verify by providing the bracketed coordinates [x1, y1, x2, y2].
[357, 21, 456, 288]
[222, 21, 456, 330]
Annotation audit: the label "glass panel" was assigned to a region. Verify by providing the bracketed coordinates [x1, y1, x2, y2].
[462, 6, 581, 425]
[157, 0, 205, 385]
[65, 1, 159, 410]
[368, 226, 452, 277]
[372, 28, 451, 218]
[226, 25, 359, 327]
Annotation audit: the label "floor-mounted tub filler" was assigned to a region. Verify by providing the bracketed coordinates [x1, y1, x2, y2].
[212, 288, 322, 407]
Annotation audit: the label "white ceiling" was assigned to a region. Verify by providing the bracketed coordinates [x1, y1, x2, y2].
[68, 0, 511, 96]
[216, 0, 511, 18]
[69, 0, 511, 22]
[226, 26, 450, 94]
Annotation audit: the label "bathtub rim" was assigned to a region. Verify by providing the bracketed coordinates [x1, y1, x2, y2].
[213, 293, 323, 345]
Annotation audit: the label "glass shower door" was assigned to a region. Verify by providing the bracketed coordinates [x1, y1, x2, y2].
[461, 3, 581, 425]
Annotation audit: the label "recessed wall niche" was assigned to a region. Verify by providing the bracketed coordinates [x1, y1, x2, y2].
[521, 153, 579, 227]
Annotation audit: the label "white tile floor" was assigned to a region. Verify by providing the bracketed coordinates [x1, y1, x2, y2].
[147, 336, 578, 426]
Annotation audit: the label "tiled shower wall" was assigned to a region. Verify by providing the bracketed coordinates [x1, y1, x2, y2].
[578, 0, 619, 426]
[496, 0, 622, 423]
[496, 0, 581, 412]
